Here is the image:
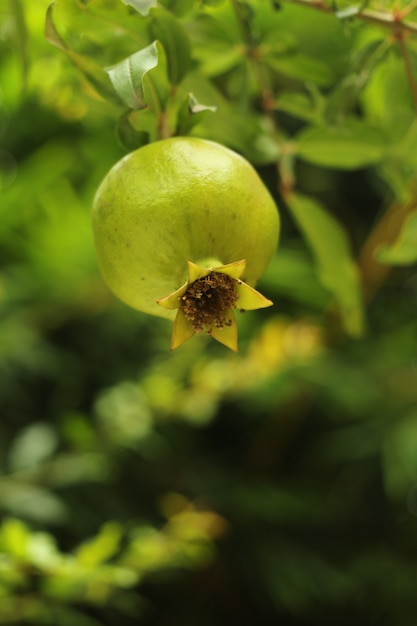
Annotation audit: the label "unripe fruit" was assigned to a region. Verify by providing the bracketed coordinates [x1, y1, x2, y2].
[92, 137, 279, 349]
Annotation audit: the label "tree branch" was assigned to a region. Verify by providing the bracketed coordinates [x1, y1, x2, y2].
[283, 0, 417, 36]
[358, 190, 417, 302]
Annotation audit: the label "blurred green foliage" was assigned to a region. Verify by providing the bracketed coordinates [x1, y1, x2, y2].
[1, 0, 417, 624]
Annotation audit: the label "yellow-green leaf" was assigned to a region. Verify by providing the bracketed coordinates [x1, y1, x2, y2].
[149, 7, 191, 85]
[296, 119, 386, 169]
[177, 92, 216, 135]
[121, 0, 157, 15]
[106, 41, 159, 110]
[264, 53, 332, 87]
[45, 3, 119, 104]
[286, 193, 364, 336]
[376, 211, 417, 265]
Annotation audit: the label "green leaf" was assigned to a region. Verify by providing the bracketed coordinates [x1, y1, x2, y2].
[286, 193, 365, 336]
[8, 423, 58, 471]
[383, 409, 417, 498]
[376, 211, 417, 265]
[263, 52, 333, 87]
[149, 7, 191, 85]
[333, 0, 371, 21]
[0, 483, 66, 523]
[52, 0, 150, 65]
[361, 51, 414, 138]
[141, 41, 171, 116]
[177, 92, 217, 135]
[106, 41, 159, 110]
[275, 88, 325, 124]
[324, 37, 390, 124]
[116, 111, 151, 151]
[376, 160, 412, 204]
[45, 3, 119, 105]
[261, 247, 330, 309]
[187, 7, 243, 77]
[296, 119, 386, 169]
[121, 0, 157, 15]
[159, 0, 197, 16]
[76, 522, 123, 566]
[334, 5, 362, 19]
[0, 518, 30, 558]
[181, 72, 279, 164]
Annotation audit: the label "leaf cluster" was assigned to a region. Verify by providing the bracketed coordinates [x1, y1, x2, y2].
[1, 1, 417, 625]
[40, 0, 417, 334]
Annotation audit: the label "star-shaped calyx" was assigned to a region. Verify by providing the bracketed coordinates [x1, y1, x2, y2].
[156, 259, 273, 351]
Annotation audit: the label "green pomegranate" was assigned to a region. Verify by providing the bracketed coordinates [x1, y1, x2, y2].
[92, 137, 279, 350]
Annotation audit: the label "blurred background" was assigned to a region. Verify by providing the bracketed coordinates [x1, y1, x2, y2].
[1, 0, 417, 624]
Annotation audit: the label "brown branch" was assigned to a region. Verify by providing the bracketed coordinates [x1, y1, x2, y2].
[283, 0, 417, 36]
[399, 0, 417, 19]
[230, 0, 277, 119]
[358, 191, 417, 302]
[279, 0, 417, 299]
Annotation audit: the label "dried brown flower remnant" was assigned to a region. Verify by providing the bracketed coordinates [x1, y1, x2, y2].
[157, 260, 273, 351]
[182, 272, 239, 332]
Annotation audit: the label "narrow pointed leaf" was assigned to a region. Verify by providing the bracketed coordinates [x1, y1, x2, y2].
[141, 41, 171, 114]
[334, 5, 361, 18]
[45, 4, 119, 104]
[127, 106, 161, 144]
[121, 0, 157, 15]
[276, 91, 324, 124]
[263, 53, 332, 87]
[287, 193, 364, 336]
[334, 0, 370, 19]
[45, 4, 70, 53]
[161, 0, 195, 16]
[177, 93, 217, 135]
[106, 41, 159, 110]
[148, 7, 191, 85]
[296, 119, 386, 169]
[116, 111, 150, 151]
[188, 93, 217, 115]
[376, 211, 417, 265]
